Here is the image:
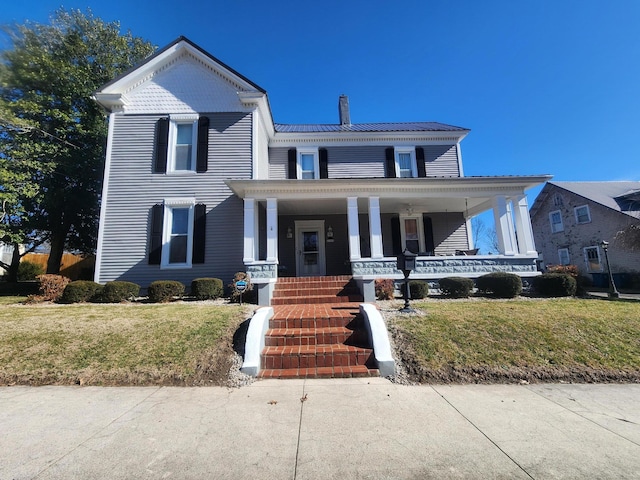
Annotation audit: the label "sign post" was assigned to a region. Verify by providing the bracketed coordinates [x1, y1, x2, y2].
[235, 280, 247, 305]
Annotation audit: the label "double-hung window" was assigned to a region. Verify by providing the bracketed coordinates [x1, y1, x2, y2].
[297, 148, 319, 179]
[395, 147, 417, 178]
[549, 210, 564, 233]
[574, 205, 591, 224]
[558, 248, 570, 265]
[168, 115, 198, 173]
[154, 115, 209, 174]
[162, 198, 195, 268]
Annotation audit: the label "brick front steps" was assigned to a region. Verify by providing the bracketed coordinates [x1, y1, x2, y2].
[271, 275, 363, 305]
[257, 300, 379, 379]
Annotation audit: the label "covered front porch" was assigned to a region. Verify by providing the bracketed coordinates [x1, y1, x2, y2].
[226, 176, 550, 305]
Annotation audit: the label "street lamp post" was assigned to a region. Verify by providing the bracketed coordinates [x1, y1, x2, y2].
[397, 248, 417, 313]
[600, 241, 620, 299]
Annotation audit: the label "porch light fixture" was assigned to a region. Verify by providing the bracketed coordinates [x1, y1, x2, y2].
[397, 248, 417, 313]
[286, 227, 293, 239]
[600, 241, 619, 299]
[327, 226, 334, 240]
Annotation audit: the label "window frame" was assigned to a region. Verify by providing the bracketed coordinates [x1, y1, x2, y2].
[583, 245, 603, 273]
[394, 147, 418, 178]
[549, 210, 564, 233]
[574, 205, 591, 224]
[161, 197, 196, 269]
[399, 215, 425, 254]
[167, 114, 199, 174]
[557, 248, 570, 266]
[297, 147, 319, 180]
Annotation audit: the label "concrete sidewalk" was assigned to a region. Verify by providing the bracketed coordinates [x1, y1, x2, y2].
[1, 380, 639, 479]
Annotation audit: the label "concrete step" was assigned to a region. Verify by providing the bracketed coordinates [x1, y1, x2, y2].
[258, 365, 379, 379]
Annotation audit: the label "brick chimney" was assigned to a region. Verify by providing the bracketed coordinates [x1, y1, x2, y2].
[338, 95, 350, 126]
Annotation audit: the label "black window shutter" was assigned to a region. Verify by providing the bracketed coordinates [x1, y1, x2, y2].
[287, 149, 297, 179]
[416, 147, 426, 178]
[391, 216, 401, 255]
[155, 117, 169, 173]
[196, 116, 209, 173]
[319, 148, 328, 179]
[385, 147, 396, 178]
[192, 203, 206, 264]
[149, 204, 164, 264]
[422, 214, 435, 254]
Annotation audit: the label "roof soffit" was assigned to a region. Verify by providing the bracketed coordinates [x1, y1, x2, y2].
[270, 130, 469, 147]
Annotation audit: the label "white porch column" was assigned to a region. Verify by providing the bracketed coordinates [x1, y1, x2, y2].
[347, 197, 361, 260]
[512, 194, 537, 255]
[266, 198, 278, 262]
[492, 195, 517, 256]
[243, 198, 256, 263]
[368, 197, 384, 259]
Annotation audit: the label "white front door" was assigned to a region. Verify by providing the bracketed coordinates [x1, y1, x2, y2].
[295, 220, 326, 276]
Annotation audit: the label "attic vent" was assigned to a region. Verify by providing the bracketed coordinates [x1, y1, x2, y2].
[339, 94, 350, 126]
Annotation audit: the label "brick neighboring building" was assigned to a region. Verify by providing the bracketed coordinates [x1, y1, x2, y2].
[530, 181, 640, 283]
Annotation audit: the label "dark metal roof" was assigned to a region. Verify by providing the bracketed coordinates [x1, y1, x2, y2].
[274, 122, 468, 133]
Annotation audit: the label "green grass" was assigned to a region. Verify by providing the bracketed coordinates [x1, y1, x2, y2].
[390, 298, 640, 383]
[0, 302, 248, 386]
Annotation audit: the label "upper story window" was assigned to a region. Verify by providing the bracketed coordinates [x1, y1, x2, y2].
[154, 115, 209, 174]
[558, 248, 570, 265]
[395, 148, 417, 178]
[169, 116, 198, 172]
[385, 147, 426, 178]
[298, 148, 319, 179]
[287, 148, 328, 179]
[549, 210, 564, 233]
[574, 205, 591, 224]
[553, 193, 564, 206]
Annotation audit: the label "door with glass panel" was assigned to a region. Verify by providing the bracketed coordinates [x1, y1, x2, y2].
[295, 220, 326, 276]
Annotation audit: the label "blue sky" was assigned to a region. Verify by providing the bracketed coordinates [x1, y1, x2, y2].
[2, 1, 640, 188]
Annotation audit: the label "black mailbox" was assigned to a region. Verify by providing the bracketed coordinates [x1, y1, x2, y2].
[397, 248, 417, 273]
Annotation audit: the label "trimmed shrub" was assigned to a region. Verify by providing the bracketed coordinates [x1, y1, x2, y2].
[17, 261, 44, 281]
[191, 277, 224, 300]
[476, 272, 522, 298]
[375, 278, 395, 300]
[532, 273, 577, 297]
[60, 280, 103, 304]
[409, 280, 429, 299]
[438, 277, 474, 298]
[147, 280, 185, 303]
[228, 272, 254, 303]
[99, 281, 140, 303]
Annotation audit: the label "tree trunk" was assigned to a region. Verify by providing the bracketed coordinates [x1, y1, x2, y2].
[46, 229, 68, 274]
[6, 242, 21, 282]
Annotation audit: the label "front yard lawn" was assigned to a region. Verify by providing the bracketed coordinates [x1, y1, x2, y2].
[387, 298, 640, 383]
[0, 302, 249, 386]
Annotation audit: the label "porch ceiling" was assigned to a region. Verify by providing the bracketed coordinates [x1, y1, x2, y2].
[226, 175, 552, 216]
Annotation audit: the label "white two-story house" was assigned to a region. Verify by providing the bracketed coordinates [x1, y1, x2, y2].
[93, 37, 549, 304]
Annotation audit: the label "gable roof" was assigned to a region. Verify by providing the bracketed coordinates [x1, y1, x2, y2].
[532, 181, 640, 219]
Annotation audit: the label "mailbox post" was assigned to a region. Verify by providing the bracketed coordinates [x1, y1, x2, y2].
[397, 248, 417, 313]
